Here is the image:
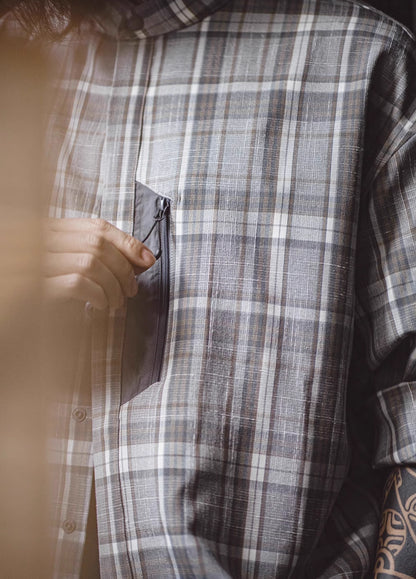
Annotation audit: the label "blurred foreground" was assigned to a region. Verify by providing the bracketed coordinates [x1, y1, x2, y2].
[0, 35, 49, 579]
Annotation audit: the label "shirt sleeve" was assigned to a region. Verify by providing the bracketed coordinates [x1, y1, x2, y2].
[366, 158, 416, 466]
[356, 35, 416, 467]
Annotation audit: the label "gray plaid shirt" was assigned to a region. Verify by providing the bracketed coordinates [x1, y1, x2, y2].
[40, 0, 416, 576]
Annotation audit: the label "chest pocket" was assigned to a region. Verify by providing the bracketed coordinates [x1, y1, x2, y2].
[121, 181, 171, 404]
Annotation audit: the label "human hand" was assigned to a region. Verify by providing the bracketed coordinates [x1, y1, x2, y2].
[43, 218, 155, 310]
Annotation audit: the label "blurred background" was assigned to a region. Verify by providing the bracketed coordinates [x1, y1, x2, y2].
[367, 0, 415, 29]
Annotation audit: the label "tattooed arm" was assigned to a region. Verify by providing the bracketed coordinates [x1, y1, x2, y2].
[374, 468, 416, 578]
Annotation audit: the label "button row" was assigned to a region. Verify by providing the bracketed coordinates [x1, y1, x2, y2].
[66, 408, 86, 533]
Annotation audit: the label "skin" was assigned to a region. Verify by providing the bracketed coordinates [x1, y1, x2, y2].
[43, 218, 155, 310]
[374, 467, 416, 579]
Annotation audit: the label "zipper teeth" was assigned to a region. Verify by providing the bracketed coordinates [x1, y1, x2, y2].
[152, 198, 170, 384]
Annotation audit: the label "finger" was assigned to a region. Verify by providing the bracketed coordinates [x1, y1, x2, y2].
[47, 218, 156, 271]
[44, 274, 108, 310]
[43, 252, 124, 309]
[45, 231, 138, 297]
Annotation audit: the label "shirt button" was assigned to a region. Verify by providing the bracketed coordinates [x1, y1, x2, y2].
[62, 519, 76, 534]
[72, 407, 87, 423]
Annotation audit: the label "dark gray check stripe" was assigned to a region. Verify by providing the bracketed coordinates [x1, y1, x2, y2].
[42, 0, 416, 576]
[94, 0, 230, 39]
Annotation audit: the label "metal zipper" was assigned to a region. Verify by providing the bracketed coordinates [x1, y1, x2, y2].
[150, 196, 170, 384]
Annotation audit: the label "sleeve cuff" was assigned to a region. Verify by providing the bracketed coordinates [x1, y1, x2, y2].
[372, 382, 416, 467]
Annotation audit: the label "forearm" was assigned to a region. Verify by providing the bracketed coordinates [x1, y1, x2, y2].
[374, 467, 416, 578]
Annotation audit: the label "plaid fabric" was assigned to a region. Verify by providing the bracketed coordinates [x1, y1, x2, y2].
[94, 0, 230, 39]
[43, 0, 416, 576]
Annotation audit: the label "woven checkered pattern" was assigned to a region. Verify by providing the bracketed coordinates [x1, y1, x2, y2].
[94, 0, 230, 38]
[44, 0, 416, 576]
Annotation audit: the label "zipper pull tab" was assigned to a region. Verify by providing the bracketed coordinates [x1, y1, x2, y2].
[154, 196, 170, 221]
[152, 197, 170, 260]
[141, 197, 170, 248]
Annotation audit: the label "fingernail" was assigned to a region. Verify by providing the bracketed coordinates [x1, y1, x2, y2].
[140, 247, 155, 267]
